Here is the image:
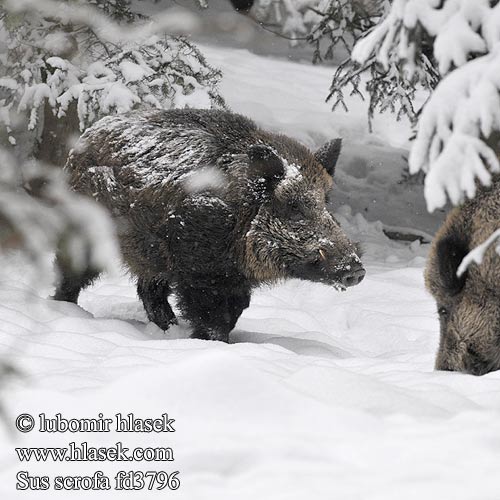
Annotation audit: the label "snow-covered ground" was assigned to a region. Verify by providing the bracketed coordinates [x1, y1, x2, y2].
[1, 44, 499, 500]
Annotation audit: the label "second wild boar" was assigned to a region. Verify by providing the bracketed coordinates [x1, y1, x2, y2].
[425, 175, 500, 375]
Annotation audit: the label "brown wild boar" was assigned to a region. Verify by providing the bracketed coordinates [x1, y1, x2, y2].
[425, 175, 500, 375]
[55, 109, 365, 341]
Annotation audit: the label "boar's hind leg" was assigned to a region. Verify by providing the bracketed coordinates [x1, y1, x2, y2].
[53, 262, 101, 304]
[177, 285, 250, 342]
[137, 276, 177, 331]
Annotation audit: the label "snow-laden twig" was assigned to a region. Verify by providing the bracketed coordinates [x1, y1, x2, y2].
[352, 0, 494, 76]
[315, 0, 432, 130]
[409, 48, 500, 210]
[457, 229, 500, 277]
[51, 37, 223, 131]
[4, 0, 202, 43]
[251, 0, 323, 42]
[351, 0, 500, 210]
[1, 25, 224, 143]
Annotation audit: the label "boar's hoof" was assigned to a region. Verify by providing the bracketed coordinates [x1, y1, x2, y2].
[142, 304, 178, 331]
[155, 316, 178, 332]
[191, 328, 229, 343]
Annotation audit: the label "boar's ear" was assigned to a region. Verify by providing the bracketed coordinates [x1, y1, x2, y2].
[436, 234, 469, 296]
[315, 138, 342, 177]
[247, 144, 285, 188]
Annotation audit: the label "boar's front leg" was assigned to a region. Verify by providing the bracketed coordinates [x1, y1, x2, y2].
[137, 276, 177, 330]
[176, 284, 251, 342]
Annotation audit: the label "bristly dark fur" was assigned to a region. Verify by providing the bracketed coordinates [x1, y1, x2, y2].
[55, 108, 363, 342]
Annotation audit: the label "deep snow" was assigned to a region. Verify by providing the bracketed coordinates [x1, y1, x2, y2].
[0, 42, 499, 500]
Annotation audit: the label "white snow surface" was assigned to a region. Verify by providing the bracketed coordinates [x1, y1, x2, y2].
[1, 214, 500, 499]
[1, 44, 498, 499]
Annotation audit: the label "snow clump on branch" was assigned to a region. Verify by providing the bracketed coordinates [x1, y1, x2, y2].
[352, 0, 500, 211]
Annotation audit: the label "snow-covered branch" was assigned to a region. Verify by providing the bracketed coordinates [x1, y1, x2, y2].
[352, 0, 494, 77]
[409, 49, 500, 210]
[457, 229, 500, 276]
[351, 0, 500, 210]
[13, 37, 223, 136]
[0, 2, 224, 149]
[4, 0, 202, 42]
[251, 0, 323, 42]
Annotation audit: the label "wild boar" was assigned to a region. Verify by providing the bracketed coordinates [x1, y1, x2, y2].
[425, 175, 500, 375]
[55, 109, 365, 341]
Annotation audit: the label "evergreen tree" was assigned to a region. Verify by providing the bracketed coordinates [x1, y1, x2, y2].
[0, 0, 224, 165]
[349, 0, 500, 213]
[0, 0, 223, 278]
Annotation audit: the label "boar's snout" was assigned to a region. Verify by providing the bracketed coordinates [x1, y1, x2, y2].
[290, 251, 365, 289]
[340, 261, 366, 287]
[434, 316, 500, 376]
[435, 344, 498, 377]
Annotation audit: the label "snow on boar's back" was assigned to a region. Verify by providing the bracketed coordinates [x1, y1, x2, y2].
[425, 175, 500, 375]
[56, 108, 364, 342]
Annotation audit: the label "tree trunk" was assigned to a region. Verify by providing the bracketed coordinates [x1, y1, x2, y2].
[35, 100, 80, 167]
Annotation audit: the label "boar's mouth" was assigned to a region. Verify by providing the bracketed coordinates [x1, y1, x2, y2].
[443, 346, 500, 376]
[437, 351, 500, 376]
[435, 314, 500, 376]
[287, 251, 365, 290]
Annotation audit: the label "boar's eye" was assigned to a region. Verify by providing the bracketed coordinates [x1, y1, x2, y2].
[437, 306, 448, 318]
